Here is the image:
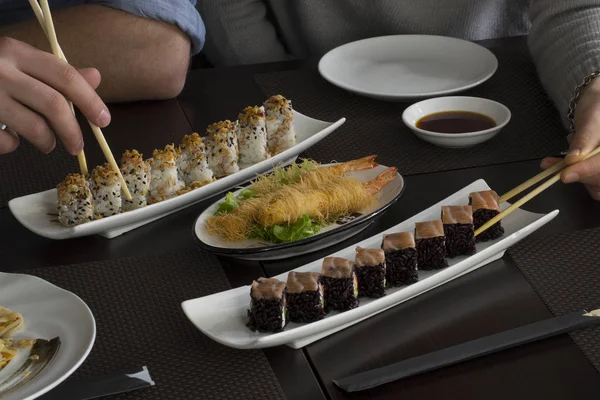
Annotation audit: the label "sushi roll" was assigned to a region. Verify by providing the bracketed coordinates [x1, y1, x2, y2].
[264, 95, 296, 155]
[148, 144, 185, 204]
[90, 163, 122, 217]
[442, 205, 476, 258]
[247, 277, 287, 332]
[354, 247, 386, 298]
[205, 120, 239, 178]
[120, 150, 151, 211]
[415, 220, 448, 270]
[320, 257, 359, 311]
[382, 232, 418, 286]
[469, 190, 504, 242]
[286, 271, 325, 323]
[237, 106, 271, 165]
[177, 132, 214, 186]
[56, 173, 94, 226]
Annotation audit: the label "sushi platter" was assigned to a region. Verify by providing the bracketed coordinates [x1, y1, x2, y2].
[181, 179, 559, 349]
[193, 161, 406, 260]
[8, 98, 346, 240]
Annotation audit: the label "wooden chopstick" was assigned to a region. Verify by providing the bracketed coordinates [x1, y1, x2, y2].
[498, 160, 565, 203]
[28, 0, 88, 176]
[37, 0, 132, 200]
[475, 146, 600, 237]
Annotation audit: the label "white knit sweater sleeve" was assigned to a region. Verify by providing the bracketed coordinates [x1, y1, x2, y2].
[528, 0, 600, 128]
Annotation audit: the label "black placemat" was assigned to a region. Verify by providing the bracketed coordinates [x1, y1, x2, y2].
[0, 141, 78, 208]
[27, 250, 286, 400]
[508, 227, 600, 373]
[254, 43, 567, 175]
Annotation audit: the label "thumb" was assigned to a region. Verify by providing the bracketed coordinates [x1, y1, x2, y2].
[564, 127, 599, 166]
[77, 67, 102, 90]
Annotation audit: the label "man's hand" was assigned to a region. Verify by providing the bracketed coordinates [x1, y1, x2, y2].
[0, 37, 110, 155]
[541, 78, 600, 200]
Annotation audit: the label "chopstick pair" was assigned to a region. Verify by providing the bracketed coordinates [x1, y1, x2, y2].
[27, 0, 132, 200]
[474, 146, 600, 237]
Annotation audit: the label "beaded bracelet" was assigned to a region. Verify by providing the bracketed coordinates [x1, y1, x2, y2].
[567, 71, 600, 132]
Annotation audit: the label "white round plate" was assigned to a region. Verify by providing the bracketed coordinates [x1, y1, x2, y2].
[193, 164, 405, 261]
[318, 35, 498, 100]
[0, 272, 95, 400]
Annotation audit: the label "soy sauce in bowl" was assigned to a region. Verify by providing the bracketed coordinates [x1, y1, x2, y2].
[416, 111, 496, 134]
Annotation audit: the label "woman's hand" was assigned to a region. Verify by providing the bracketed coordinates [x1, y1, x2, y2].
[541, 77, 600, 200]
[0, 37, 110, 155]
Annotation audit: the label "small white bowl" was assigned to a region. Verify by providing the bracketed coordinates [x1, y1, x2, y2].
[402, 96, 511, 148]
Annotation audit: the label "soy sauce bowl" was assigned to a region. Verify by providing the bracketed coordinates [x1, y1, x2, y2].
[402, 96, 511, 148]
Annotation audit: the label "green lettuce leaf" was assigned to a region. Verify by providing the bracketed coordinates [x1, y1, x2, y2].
[251, 215, 323, 243]
[214, 192, 239, 215]
[237, 188, 258, 200]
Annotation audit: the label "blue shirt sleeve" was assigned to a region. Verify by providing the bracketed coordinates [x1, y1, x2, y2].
[86, 0, 206, 55]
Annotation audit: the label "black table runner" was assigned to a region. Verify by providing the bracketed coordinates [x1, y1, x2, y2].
[508, 226, 600, 375]
[28, 250, 286, 400]
[254, 43, 567, 175]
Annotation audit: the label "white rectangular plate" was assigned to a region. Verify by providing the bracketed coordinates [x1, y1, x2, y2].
[8, 111, 345, 240]
[181, 179, 559, 349]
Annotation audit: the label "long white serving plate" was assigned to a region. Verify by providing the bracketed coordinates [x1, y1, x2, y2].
[181, 179, 559, 350]
[8, 111, 345, 240]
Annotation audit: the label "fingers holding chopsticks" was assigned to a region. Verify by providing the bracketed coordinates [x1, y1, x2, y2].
[0, 37, 109, 155]
[541, 147, 600, 201]
[542, 155, 600, 200]
[557, 75, 600, 191]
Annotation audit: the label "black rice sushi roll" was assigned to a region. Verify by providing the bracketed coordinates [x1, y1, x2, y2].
[415, 220, 448, 270]
[469, 190, 505, 242]
[286, 272, 325, 323]
[320, 257, 359, 312]
[382, 232, 418, 286]
[442, 205, 476, 258]
[354, 247, 386, 298]
[247, 277, 287, 332]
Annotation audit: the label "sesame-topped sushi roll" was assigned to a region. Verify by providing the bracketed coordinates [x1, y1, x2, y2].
[148, 144, 185, 204]
[415, 220, 448, 270]
[321, 257, 359, 311]
[177, 133, 214, 186]
[382, 232, 418, 286]
[286, 271, 325, 323]
[264, 95, 296, 155]
[237, 106, 271, 165]
[120, 150, 151, 211]
[205, 120, 239, 178]
[56, 173, 94, 226]
[355, 247, 387, 298]
[90, 163, 122, 218]
[442, 205, 476, 258]
[247, 277, 287, 332]
[469, 190, 504, 242]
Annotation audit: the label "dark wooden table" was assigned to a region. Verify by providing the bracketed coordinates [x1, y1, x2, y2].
[2, 36, 600, 399]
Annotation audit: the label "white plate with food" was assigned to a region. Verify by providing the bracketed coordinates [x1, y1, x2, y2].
[182, 179, 558, 349]
[194, 157, 405, 260]
[9, 95, 346, 240]
[0, 272, 95, 400]
[318, 35, 498, 100]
